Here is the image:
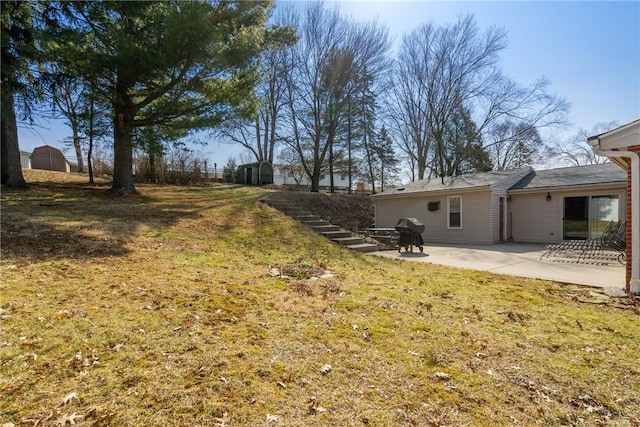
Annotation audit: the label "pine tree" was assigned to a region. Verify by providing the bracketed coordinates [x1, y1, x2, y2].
[44, 1, 281, 195]
[1, 0, 37, 188]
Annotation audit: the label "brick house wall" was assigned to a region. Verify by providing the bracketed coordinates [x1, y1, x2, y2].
[625, 145, 640, 289]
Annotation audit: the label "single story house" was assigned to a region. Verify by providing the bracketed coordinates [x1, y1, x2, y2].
[237, 162, 350, 192]
[588, 119, 639, 294]
[508, 163, 627, 243]
[273, 165, 350, 192]
[371, 163, 627, 246]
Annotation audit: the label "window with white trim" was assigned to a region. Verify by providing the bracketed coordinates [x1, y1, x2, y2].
[448, 195, 462, 229]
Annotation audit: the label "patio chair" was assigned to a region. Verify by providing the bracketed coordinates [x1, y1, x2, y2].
[578, 220, 626, 263]
[542, 220, 626, 264]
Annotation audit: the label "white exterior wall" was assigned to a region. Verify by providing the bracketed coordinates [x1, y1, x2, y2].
[488, 168, 532, 243]
[375, 196, 429, 229]
[318, 174, 349, 190]
[509, 192, 561, 243]
[20, 152, 31, 170]
[374, 190, 494, 244]
[273, 170, 349, 191]
[509, 187, 627, 243]
[451, 191, 493, 244]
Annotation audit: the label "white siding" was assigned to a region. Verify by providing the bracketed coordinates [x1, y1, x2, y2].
[450, 191, 493, 244]
[374, 190, 494, 244]
[509, 192, 560, 243]
[489, 168, 532, 243]
[490, 194, 507, 243]
[375, 196, 429, 229]
[509, 187, 626, 243]
[20, 152, 31, 170]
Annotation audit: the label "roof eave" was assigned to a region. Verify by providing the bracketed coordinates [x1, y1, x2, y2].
[508, 181, 626, 194]
[588, 119, 640, 151]
[371, 185, 492, 199]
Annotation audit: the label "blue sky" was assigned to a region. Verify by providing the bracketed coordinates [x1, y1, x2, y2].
[18, 0, 640, 167]
[337, 0, 639, 131]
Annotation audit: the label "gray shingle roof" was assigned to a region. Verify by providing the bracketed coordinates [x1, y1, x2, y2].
[510, 163, 626, 190]
[373, 163, 626, 199]
[372, 167, 532, 197]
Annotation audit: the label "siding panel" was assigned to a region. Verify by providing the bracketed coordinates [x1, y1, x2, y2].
[509, 187, 626, 243]
[509, 193, 560, 243]
[375, 191, 494, 244]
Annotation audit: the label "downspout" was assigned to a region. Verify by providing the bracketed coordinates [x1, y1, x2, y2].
[590, 140, 640, 294]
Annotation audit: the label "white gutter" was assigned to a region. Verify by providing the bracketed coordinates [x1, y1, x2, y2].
[590, 140, 640, 295]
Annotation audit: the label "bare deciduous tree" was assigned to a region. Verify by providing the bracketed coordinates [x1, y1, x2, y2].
[550, 121, 618, 166]
[281, 2, 390, 192]
[486, 120, 545, 170]
[281, 2, 345, 192]
[48, 77, 86, 172]
[388, 15, 569, 180]
[215, 10, 298, 167]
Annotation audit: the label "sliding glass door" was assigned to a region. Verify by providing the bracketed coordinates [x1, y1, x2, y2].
[563, 195, 619, 240]
[590, 195, 619, 238]
[563, 196, 589, 240]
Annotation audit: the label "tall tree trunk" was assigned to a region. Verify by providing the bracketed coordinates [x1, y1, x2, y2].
[149, 151, 157, 183]
[347, 100, 352, 194]
[268, 102, 277, 164]
[1, 83, 27, 188]
[380, 156, 385, 193]
[329, 138, 334, 193]
[310, 173, 320, 192]
[111, 107, 136, 195]
[255, 116, 262, 160]
[88, 136, 94, 184]
[72, 122, 84, 173]
[363, 129, 376, 194]
[417, 151, 427, 181]
[87, 93, 95, 184]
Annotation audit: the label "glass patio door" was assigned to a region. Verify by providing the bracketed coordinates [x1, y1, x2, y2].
[590, 195, 619, 239]
[563, 196, 589, 240]
[563, 195, 619, 240]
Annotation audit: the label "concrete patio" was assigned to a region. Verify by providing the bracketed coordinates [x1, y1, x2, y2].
[369, 242, 626, 289]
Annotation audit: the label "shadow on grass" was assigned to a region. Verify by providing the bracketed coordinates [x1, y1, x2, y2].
[0, 182, 231, 262]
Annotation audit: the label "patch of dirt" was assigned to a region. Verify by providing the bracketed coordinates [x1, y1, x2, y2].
[267, 191, 374, 231]
[275, 263, 326, 279]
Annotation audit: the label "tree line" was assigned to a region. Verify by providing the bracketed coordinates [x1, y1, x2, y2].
[3, 1, 580, 196]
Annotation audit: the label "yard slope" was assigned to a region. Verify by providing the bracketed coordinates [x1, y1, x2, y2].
[1, 172, 638, 426]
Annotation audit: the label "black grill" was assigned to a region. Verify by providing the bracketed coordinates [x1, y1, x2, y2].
[395, 218, 424, 253]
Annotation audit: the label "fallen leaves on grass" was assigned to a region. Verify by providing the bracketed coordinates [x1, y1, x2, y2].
[266, 413, 280, 423]
[434, 372, 450, 381]
[307, 396, 327, 415]
[59, 392, 78, 406]
[3, 174, 639, 426]
[54, 412, 82, 426]
[214, 412, 230, 427]
[17, 405, 117, 427]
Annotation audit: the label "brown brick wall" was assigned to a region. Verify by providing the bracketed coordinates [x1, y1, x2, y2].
[625, 146, 640, 290]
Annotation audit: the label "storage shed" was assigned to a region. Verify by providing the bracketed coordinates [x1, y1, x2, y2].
[238, 161, 273, 185]
[30, 145, 70, 173]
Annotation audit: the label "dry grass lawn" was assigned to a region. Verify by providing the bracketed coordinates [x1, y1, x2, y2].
[1, 170, 639, 426]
